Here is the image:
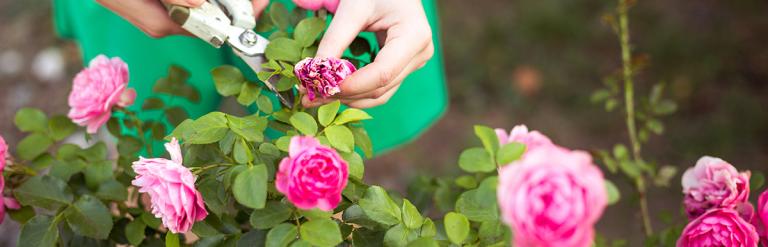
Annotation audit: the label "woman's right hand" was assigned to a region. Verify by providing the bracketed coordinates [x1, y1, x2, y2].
[96, 0, 269, 38]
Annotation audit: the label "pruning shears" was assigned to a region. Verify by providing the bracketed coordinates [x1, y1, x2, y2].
[166, 0, 294, 108]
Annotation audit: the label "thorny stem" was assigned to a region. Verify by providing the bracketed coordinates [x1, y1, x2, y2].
[617, 0, 653, 237]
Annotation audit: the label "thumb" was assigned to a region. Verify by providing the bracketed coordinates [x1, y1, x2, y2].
[252, 0, 270, 18]
[315, 0, 370, 58]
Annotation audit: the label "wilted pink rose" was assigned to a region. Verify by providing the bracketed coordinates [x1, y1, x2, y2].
[495, 125, 555, 153]
[682, 156, 751, 219]
[276, 136, 348, 211]
[497, 146, 607, 247]
[0, 136, 20, 224]
[294, 57, 356, 101]
[677, 208, 759, 247]
[68, 55, 136, 134]
[293, 0, 340, 12]
[132, 138, 207, 233]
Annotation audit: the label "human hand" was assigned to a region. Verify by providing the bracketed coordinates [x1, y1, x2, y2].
[96, 0, 269, 38]
[304, 0, 435, 108]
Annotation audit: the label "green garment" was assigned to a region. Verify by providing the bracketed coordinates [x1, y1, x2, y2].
[52, 0, 447, 155]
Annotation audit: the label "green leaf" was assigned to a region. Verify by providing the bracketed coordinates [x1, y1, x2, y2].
[166, 233, 180, 247]
[141, 212, 162, 230]
[444, 212, 470, 245]
[17, 133, 54, 161]
[266, 37, 302, 62]
[227, 115, 267, 142]
[474, 125, 500, 157]
[83, 160, 113, 189]
[237, 83, 262, 106]
[334, 109, 372, 125]
[407, 237, 439, 247]
[212, 65, 246, 96]
[19, 215, 59, 247]
[238, 230, 268, 247]
[96, 179, 128, 201]
[300, 208, 333, 220]
[341, 152, 364, 180]
[276, 136, 292, 152]
[220, 130, 237, 155]
[352, 228, 385, 247]
[325, 125, 354, 152]
[454, 175, 478, 189]
[605, 180, 621, 205]
[351, 126, 374, 158]
[300, 219, 343, 247]
[302, 46, 318, 58]
[49, 160, 86, 182]
[187, 112, 229, 144]
[290, 112, 318, 135]
[359, 186, 401, 226]
[142, 97, 165, 110]
[401, 200, 423, 229]
[318, 101, 341, 127]
[117, 136, 142, 156]
[125, 220, 146, 246]
[420, 219, 437, 238]
[266, 223, 298, 247]
[383, 224, 411, 247]
[752, 172, 766, 191]
[233, 139, 253, 164]
[14, 175, 73, 210]
[275, 76, 297, 91]
[269, 3, 290, 30]
[64, 195, 114, 239]
[455, 177, 499, 222]
[496, 142, 526, 165]
[48, 115, 77, 141]
[250, 201, 294, 229]
[294, 17, 326, 47]
[8, 206, 35, 224]
[233, 164, 268, 209]
[257, 94, 274, 114]
[458, 147, 495, 173]
[15, 108, 48, 132]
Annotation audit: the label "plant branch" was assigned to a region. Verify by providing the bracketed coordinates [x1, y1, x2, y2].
[617, 0, 653, 236]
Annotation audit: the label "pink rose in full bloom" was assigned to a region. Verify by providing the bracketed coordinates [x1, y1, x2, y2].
[681, 156, 751, 219]
[132, 138, 207, 233]
[68, 55, 136, 134]
[0, 136, 20, 223]
[293, 0, 340, 12]
[276, 136, 348, 211]
[497, 146, 607, 247]
[294, 57, 356, 101]
[495, 125, 555, 154]
[677, 208, 759, 247]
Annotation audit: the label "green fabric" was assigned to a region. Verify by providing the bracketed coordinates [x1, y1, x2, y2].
[52, 0, 447, 155]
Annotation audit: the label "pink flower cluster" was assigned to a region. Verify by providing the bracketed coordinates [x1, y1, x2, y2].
[293, 0, 340, 13]
[0, 136, 20, 223]
[68, 55, 136, 134]
[132, 138, 208, 233]
[276, 136, 349, 211]
[496, 125, 607, 247]
[294, 57, 356, 101]
[677, 156, 761, 247]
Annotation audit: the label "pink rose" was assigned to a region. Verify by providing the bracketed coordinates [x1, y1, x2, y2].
[681, 156, 750, 219]
[495, 125, 555, 154]
[293, 0, 340, 12]
[0, 136, 20, 224]
[132, 138, 207, 233]
[497, 146, 607, 247]
[756, 190, 768, 245]
[677, 208, 759, 247]
[276, 136, 348, 211]
[68, 55, 136, 134]
[294, 57, 356, 101]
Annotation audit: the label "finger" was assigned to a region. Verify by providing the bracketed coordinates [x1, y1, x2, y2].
[340, 43, 432, 100]
[97, 0, 188, 38]
[161, 0, 205, 7]
[252, 0, 270, 17]
[315, 0, 372, 58]
[337, 31, 429, 96]
[343, 84, 401, 109]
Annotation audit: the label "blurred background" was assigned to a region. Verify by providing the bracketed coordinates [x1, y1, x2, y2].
[1, 0, 767, 245]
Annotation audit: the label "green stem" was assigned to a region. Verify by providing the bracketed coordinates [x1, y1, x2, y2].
[617, 0, 653, 237]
